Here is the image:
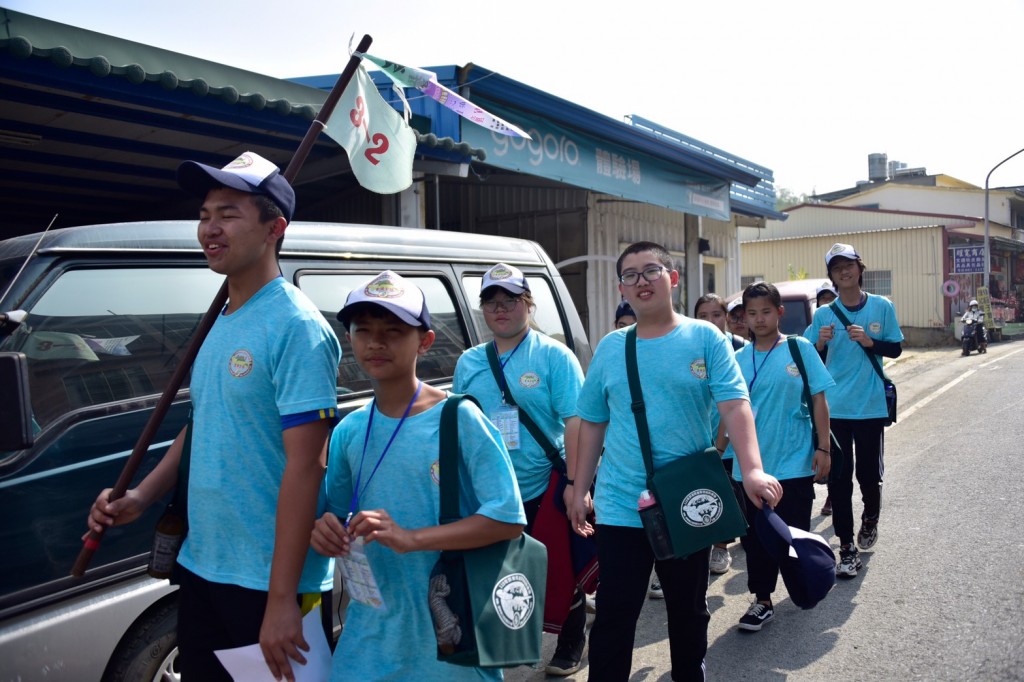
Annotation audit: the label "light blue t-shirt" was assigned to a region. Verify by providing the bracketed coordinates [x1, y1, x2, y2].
[727, 336, 835, 481]
[180, 277, 342, 592]
[577, 319, 748, 528]
[805, 294, 903, 420]
[453, 330, 584, 501]
[716, 331, 747, 462]
[325, 397, 525, 682]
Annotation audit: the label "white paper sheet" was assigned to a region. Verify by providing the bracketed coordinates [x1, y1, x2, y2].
[214, 608, 332, 682]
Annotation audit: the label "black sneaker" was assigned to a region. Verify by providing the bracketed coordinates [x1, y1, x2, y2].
[738, 601, 774, 631]
[836, 545, 863, 578]
[545, 641, 585, 676]
[857, 517, 878, 550]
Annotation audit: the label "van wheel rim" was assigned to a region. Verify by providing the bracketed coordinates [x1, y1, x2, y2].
[154, 647, 180, 682]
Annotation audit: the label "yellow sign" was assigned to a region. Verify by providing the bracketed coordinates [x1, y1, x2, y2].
[976, 286, 997, 329]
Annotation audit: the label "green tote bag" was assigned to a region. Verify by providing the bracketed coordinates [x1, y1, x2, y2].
[428, 395, 547, 668]
[626, 328, 748, 559]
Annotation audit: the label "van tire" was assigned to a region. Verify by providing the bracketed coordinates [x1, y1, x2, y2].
[103, 599, 179, 682]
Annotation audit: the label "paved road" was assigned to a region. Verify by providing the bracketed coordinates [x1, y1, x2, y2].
[507, 340, 1024, 681]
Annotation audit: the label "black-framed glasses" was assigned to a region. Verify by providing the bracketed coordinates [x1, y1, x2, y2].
[619, 266, 666, 286]
[481, 297, 523, 313]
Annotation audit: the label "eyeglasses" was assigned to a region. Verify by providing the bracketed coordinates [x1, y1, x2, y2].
[481, 297, 523, 313]
[619, 266, 666, 286]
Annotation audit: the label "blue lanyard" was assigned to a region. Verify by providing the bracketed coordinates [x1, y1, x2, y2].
[346, 381, 423, 526]
[493, 329, 529, 402]
[748, 335, 783, 392]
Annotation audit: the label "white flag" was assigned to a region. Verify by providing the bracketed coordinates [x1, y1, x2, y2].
[323, 64, 417, 194]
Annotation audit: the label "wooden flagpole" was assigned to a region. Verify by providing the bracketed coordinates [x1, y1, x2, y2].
[72, 34, 373, 577]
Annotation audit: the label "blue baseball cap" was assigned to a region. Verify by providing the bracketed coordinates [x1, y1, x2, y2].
[337, 271, 431, 330]
[755, 505, 836, 609]
[177, 151, 296, 222]
[481, 263, 529, 296]
[614, 300, 635, 322]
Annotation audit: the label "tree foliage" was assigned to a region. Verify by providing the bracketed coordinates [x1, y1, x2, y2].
[775, 188, 811, 210]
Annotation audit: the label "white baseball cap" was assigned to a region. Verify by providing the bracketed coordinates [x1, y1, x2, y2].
[177, 151, 295, 222]
[825, 243, 860, 267]
[815, 281, 838, 298]
[481, 263, 529, 296]
[727, 298, 744, 313]
[337, 271, 431, 330]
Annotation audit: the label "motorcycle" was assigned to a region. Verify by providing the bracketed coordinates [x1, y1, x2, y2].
[961, 319, 987, 356]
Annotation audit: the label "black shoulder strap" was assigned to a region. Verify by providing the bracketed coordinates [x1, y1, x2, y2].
[788, 336, 821, 449]
[787, 337, 814, 414]
[625, 327, 655, 482]
[484, 341, 565, 473]
[828, 298, 889, 383]
[438, 394, 481, 525]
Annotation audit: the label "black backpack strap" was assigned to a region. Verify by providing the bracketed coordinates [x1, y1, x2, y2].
[625, 327, 656, 482]
[484, 342, 566, 475]
[787, 337, 817, 443]
[438, 394, 481, 525]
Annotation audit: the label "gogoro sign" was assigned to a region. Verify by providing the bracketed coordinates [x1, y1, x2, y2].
[462, 100, 731, 221]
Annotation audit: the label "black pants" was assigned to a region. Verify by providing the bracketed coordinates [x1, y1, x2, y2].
[523, 494, 588, 651]
[737, 477, 814, 601]
[588, 525, 710, 681]
[828, 418, 886, 546]
[176, 566, 328, 681]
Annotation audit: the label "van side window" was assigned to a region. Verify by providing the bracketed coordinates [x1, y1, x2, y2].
[463, 275, 569, 346]
[298, 274, 469, 395]
[0, 267, 223, 430]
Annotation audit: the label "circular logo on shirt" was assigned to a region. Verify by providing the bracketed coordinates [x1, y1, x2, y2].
[364, 273, 403, 299]
[492, 573, 535, 630]
[519, 372, 541, 389]
[228, 349, 254, 377]
[679, 488, 724, 527]
[869, 321, 882, 334]
[786, 363, 800, 378]
[430, 460, 440, 485]
[690, 359, 707, 380]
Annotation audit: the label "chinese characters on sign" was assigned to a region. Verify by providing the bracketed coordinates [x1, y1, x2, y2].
[596, 148, 642, 184]
[953, 246, 985, 274]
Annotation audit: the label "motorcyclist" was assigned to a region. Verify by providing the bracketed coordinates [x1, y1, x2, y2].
[961, 299, 987, 352]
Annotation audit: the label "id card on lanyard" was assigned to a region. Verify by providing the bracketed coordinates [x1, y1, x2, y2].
[491, 332, 529, 451]
[342, 382, 423, 609]
[491, 404, 521, 451]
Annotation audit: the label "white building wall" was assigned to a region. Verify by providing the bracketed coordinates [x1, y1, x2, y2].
[832, 184, 1016, 224]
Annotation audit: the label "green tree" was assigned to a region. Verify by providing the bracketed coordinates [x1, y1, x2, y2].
[786, 264, 809, 280]
[776, 188, 811, 210]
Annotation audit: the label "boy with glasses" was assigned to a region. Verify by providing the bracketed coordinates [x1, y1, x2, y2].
[569, 241, 782, 681]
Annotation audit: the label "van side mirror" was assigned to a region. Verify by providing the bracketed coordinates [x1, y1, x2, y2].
[0, 352, 34, 451]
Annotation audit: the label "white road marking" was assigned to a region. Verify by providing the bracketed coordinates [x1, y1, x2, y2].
[979, 345, 1024, 369]
[895, 370, 975, 425]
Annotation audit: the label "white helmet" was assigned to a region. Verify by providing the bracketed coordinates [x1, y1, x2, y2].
[969, 299, 979, 307]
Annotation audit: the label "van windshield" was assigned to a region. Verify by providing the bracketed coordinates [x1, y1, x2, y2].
[0, 267, 222, 432]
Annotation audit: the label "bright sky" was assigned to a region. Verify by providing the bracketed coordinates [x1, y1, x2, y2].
[8, 0, 1024, 196]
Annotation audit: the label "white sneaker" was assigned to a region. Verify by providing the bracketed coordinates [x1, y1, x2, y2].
[709, 546, 732, 574]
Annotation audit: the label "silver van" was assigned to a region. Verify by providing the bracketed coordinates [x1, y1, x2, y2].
[0, 221, 590, 681]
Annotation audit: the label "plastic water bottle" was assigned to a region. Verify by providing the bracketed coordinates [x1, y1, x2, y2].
[638, 490, 674, 561]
